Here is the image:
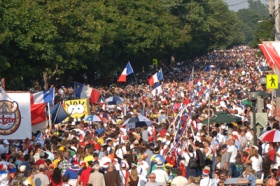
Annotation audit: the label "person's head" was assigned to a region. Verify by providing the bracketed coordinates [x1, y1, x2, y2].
[52, 168, 62, 184]
[271, 168, 277, 178]
[38, 164, 45, 172]
[175, 169, 182, 176]
[107, 163, 115, 172]
[93, 161, 100, 171]
[62, 175, 69, 183]
[188, 176, 195, 183]
[149, 173, 156, 182]
[214, 170, 220, 179]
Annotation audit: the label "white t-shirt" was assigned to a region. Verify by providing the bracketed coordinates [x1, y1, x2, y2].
[227, 145, 237, 163]
[251, 155, 263, 172]
[200, 177, 213, 186]
[171, 176, 188, 186]
[151, 169, 169, 183]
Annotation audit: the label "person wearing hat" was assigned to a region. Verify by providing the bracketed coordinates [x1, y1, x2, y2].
[33, 164, 50, 186]
[200, 167, 212, 186]
[151, 160, 168, 186]
[63, 157, 80, 186]
[11, 164, 27, 185]
[0, 140, 10, 155]
[119, 160, 130, 186]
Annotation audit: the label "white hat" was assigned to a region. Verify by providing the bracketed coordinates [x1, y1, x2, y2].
[19, 165, 26, 172]
[3, 140, 9, 145]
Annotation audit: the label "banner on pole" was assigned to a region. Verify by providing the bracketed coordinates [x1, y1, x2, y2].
[0, 93, 31, 139]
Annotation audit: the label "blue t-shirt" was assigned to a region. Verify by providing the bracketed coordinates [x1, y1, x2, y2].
[248, 173, 256, 186]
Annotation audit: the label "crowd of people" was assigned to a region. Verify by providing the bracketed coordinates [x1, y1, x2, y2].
[0, 45, 279, 186]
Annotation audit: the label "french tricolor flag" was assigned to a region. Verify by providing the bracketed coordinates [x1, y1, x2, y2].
[74, 82, 101, 104]
[148, 68, 164, 86]
[117, 62, 134, 82]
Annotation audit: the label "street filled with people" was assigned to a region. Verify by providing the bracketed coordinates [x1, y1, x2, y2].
[0, 45, 278, 186]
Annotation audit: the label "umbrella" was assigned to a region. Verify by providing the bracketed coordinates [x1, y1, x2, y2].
[241, 99, 252, 107]
[201, 112, 242, 124]
[105, 96, 124, 105]
[84, 115, 104, 122]
[259, 129, 280, 142]
[122, 115, 153, 129]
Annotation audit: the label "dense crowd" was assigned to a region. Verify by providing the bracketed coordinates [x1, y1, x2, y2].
[0, 45, 278, 186]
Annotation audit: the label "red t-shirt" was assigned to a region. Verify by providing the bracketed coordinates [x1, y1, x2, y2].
[80, 167, 92, 186]
[159, 129, 167, 138]
[35, 159, 46, 166]
[50, 178, 62, 186]
[267, 148, 276, 161]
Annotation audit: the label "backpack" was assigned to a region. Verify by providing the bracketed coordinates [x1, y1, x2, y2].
[187, 153, 197, 169]
[196, 149, 205, 167]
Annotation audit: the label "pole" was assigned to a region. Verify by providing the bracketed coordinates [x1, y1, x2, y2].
[47, 102, 52, 127]
[252, 104, 257, 146]
[133, 72, 138, 86]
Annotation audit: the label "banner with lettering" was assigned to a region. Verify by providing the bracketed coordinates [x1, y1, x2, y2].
[0, 92, 31, 139]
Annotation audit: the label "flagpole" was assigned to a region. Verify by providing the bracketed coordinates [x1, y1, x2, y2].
[47, 102, 52, 128]
[133, 73, 138, 85]
[208, 70, 211, 135]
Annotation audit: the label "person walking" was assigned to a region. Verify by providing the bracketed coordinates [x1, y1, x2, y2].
[104, 163, 121, 186]
[145, 173, 159, 186]
[88, 161, 105, 186]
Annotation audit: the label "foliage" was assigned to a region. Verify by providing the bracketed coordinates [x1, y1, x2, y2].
[236, 0, 270, 46]
[0, 0, 249, 89]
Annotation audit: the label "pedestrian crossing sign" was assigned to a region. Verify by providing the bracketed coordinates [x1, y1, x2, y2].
[266, 74, 278, 89]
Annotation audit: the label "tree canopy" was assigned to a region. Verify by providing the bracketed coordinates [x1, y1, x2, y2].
[0, 0, 253, 89]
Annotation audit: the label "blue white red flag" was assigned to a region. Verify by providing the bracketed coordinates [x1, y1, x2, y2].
[74, 82, 101, 104]
[148, 68, 164, 86]
[117, 62, 134, 82]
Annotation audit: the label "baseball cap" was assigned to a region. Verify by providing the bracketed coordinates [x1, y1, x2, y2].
[39, 164, 45, 169]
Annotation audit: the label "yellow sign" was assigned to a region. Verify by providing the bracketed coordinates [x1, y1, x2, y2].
[64, 98, 90, 124]
[152, 58, 158, 65]
[266, 74, 278, 89]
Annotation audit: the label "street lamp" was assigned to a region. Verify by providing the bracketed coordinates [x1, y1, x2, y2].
[250, 88, 258, 146]
[260, 75, 267, 91]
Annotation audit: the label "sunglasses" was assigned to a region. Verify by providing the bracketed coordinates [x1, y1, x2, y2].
[150, 177, 155, 178]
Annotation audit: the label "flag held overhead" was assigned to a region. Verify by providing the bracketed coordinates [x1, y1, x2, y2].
[74, 82, 101, 104]
[117, 62, 134, 82]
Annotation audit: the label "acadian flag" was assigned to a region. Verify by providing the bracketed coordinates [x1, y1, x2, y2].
[74, 82, 101, 104]
[117, 62, 134, 82]
[30, 88, 55, 105]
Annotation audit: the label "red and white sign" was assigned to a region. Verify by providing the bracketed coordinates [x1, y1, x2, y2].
[0, 91, 31, 139]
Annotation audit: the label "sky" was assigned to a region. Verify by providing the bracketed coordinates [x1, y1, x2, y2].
[224, 0, 268, 11]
